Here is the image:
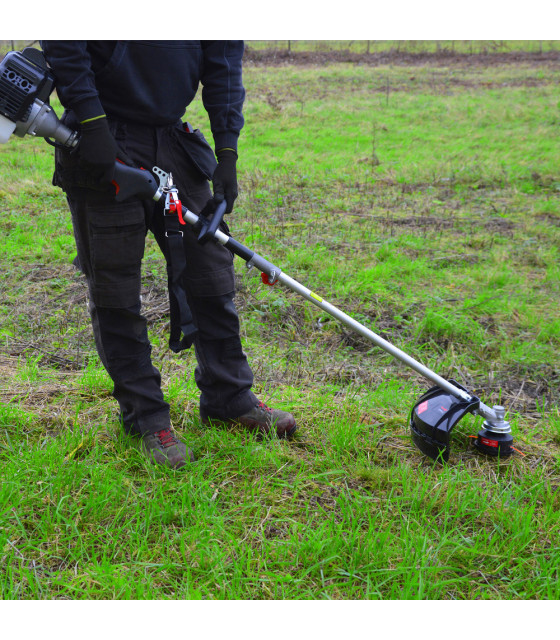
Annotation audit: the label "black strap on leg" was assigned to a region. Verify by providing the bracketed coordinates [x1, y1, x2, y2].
[163, 197, 198, 353]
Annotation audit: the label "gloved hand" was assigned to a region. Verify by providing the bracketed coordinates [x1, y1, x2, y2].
[78, 116, 118, 188]
[212, 148, 238, 213]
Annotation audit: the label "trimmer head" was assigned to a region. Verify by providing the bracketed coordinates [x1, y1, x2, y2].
[410, 380, 480, 462]
[473, 405, 514, 457]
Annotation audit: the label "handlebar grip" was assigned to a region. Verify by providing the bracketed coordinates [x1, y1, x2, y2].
[112, 161, 159, 202]
[197, 199, 227, 245]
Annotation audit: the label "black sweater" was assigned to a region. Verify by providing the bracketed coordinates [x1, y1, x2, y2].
[40, 40, 245, 151]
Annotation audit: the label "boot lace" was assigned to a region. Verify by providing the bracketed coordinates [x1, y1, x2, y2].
[257, 401, 272, 413]
[155, 428, 178, 449]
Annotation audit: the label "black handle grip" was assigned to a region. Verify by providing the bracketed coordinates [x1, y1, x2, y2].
[112, 161, 159, 202]
[197, 199, 227, 245]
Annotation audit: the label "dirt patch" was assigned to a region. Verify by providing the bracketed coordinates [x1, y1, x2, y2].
[456, 362, 560, 414]
[379, 215, 456, 230]
[373, 214, 516, 235]
[537, 213, 560, 227]
[1, 340, 85, 371]
[0, 353, 79, 403]
[244, 48, 560, 70]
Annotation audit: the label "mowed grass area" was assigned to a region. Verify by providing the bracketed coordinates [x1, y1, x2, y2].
[0, 47, 560, 600]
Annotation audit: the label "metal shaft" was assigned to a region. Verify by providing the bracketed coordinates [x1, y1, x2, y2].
[279, 273, 502, 422]
[180, 207, 503, 423]
[277, 271, 473, 401]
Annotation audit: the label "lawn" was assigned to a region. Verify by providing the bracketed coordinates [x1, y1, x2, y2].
[0, 43, 559, 601]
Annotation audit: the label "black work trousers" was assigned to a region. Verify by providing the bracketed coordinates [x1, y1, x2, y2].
[56, 117, 257, 435]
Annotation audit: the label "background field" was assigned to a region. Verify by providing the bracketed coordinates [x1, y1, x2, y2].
[1, 41, 559, 600]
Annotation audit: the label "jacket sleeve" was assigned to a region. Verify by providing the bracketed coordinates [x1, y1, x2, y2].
[40, 41, 105, 123]
[200, 41, 245, 152]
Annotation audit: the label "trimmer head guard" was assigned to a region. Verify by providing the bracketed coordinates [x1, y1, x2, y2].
[410, 380, 480, 462]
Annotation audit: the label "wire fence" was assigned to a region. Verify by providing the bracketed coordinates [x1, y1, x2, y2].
[246, 40, 559, 55]
[2, 40, 558, 60]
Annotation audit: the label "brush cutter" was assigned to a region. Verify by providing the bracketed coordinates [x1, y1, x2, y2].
[0, 47, 514, 462]
[147, 167, 514, 462]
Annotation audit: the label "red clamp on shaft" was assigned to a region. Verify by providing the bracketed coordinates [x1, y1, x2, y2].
[168, 194, 186, 225]
[261, 273, 276, 286]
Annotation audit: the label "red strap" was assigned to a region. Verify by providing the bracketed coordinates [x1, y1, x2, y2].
[177, 200, 185, 225]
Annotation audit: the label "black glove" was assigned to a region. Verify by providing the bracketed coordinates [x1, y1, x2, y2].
[212, 148, 238, 213]
[78, 116, 118, 187]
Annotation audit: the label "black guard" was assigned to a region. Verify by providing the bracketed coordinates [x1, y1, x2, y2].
[410, 380, 480, 462]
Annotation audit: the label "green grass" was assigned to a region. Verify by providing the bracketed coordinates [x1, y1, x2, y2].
[1, 46, 560, 601]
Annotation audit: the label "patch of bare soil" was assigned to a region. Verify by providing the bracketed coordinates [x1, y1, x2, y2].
[486, 365, 560, 409]
[0, 353, 79, 405]
[244, 48, 560, 70]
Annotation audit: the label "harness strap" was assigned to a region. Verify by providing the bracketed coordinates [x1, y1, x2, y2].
[163, 195, 198, 353]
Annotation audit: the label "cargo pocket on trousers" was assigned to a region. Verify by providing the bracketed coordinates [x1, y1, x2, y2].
[185, 265, 236, 298]
[89, 201, 147, 308]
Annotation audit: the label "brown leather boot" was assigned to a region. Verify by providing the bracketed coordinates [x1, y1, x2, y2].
[201, 401, 297, 439]
[140, 428, 194, 469]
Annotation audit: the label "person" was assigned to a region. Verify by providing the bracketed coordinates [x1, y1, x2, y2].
[40, 40, 297, 469]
